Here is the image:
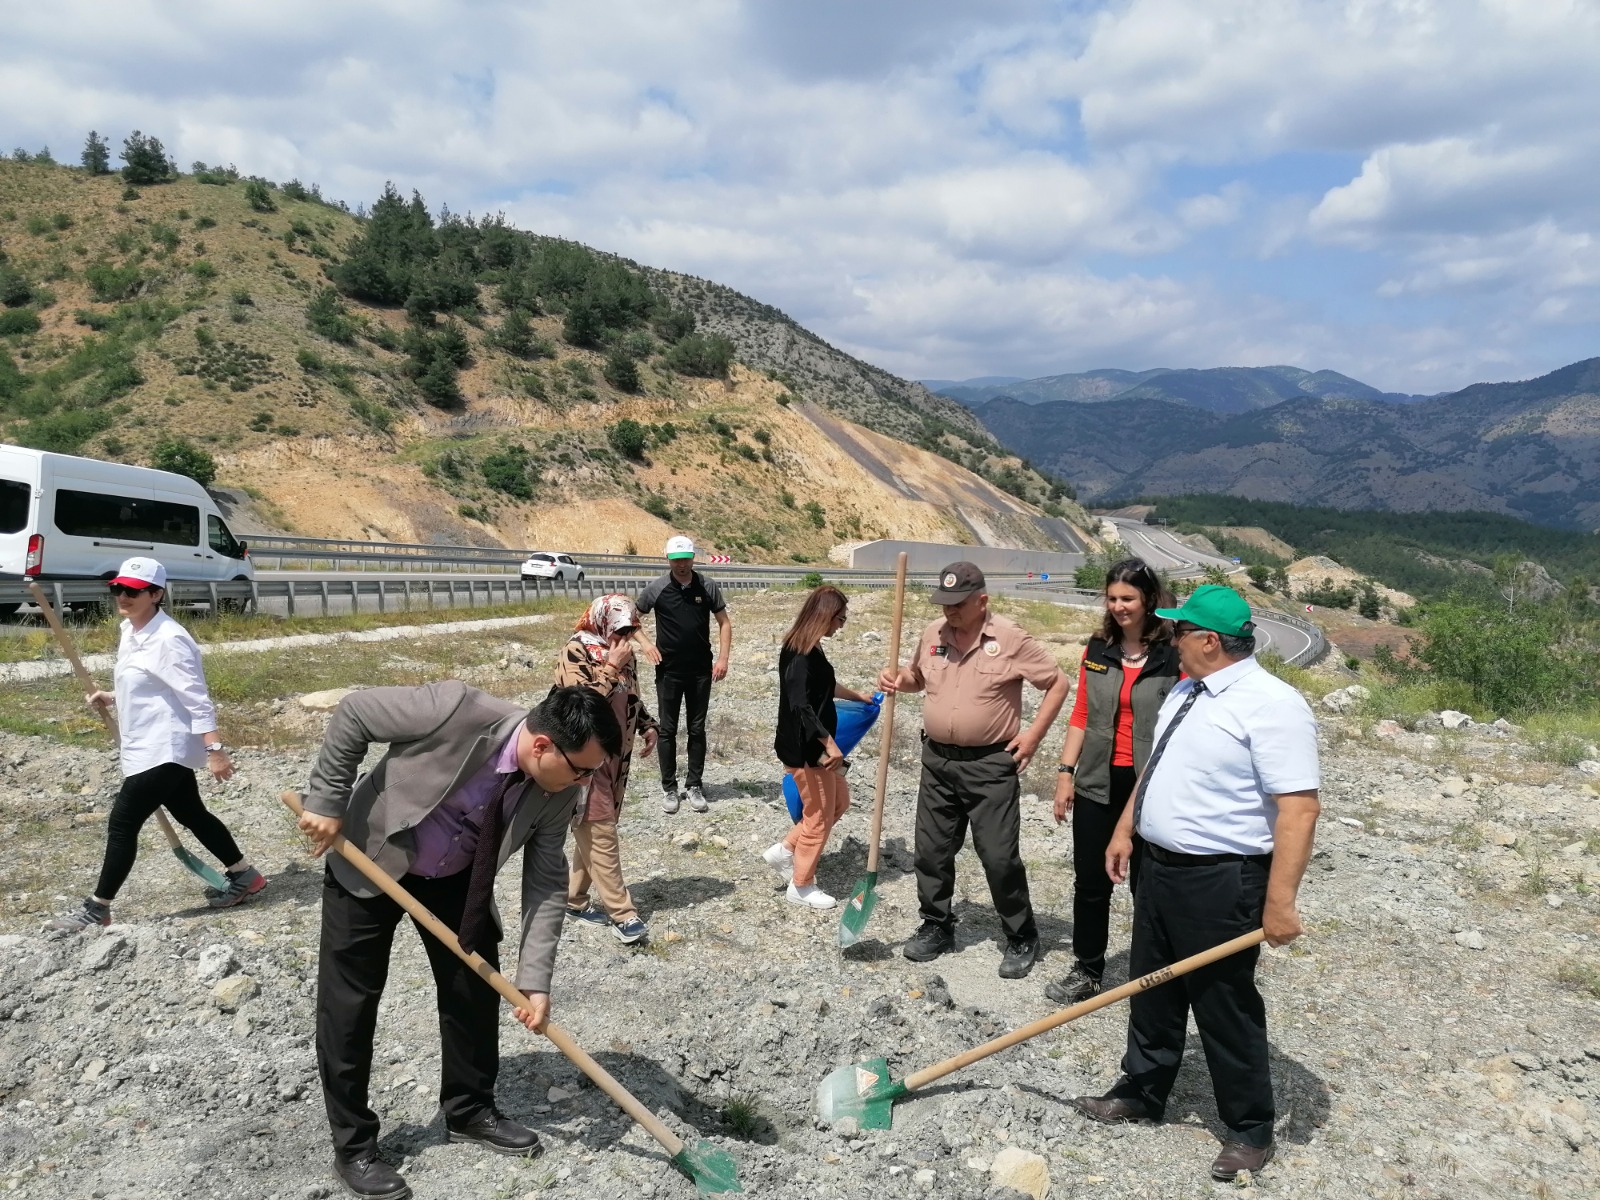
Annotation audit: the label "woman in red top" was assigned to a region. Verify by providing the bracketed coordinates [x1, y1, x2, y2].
[1046, 559, 1180, 1005]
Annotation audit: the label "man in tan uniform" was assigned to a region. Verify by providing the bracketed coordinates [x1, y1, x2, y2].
[879, 561, 1069, 978]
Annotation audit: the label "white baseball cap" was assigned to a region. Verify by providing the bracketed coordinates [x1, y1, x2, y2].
[664, 535, 696, 560]
[111, 557, 168, 589]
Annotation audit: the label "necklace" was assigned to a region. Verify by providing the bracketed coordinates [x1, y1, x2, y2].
[1121, 642, 1148, 663]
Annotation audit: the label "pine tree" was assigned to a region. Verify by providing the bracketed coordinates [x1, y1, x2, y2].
[120, 131, 173, 185]
[81, 131, 111, 175]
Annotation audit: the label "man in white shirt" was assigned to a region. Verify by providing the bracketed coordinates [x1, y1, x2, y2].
[1069, 586, 1321, 1185]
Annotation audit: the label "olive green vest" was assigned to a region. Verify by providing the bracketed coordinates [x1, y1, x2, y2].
[1075, 636, 1180, 805]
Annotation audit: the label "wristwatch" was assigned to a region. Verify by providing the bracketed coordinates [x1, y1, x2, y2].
[206, 743, 231, 754]
[1056, 763, 1076, 775]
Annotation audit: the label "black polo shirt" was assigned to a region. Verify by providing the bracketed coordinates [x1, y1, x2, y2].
[636, 569, 726, 679]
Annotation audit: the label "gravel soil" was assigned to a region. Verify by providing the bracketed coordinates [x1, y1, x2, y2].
[2, 590, 1599, 1199]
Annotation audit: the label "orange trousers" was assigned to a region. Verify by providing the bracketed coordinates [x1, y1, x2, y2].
[784, 767, 851, 887]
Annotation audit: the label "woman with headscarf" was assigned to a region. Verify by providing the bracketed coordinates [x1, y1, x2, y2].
[555, 593, 658, 944]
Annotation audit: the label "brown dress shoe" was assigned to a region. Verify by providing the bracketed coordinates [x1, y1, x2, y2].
[1211, 1140, 1274, 1181]
[1069, 1094, 1155, 1124]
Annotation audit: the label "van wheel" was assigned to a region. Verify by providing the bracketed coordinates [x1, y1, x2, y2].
[67, 600, 110, 621]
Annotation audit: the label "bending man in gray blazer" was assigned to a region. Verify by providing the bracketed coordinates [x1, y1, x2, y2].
[297, 682, 621, 1200]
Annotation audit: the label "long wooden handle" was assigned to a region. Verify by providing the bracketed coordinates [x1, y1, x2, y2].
[863, 552, 909, 875]
[278, 790, 686, 1157]
[903, 929, 1267, 1091]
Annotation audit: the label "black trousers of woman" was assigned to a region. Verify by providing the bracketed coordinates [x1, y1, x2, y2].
[1070, 764, 1140, 979]
[95, 761, 242, 899]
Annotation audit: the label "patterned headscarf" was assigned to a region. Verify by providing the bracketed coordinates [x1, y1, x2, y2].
[574, 593, 640, 650]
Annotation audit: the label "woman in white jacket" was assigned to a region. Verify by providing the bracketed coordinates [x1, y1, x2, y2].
[47, 557, 266, 933]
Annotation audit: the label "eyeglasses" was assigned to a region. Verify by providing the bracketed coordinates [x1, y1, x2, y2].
[107, 583, 152, 597]
[555, 743, 600, 780]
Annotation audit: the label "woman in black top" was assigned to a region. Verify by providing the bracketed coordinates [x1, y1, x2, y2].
[764, 585, 872, 909]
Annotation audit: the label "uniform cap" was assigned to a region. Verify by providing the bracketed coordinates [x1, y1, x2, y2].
[665, 534, 696, 560]
[110, 557, 167, 590]
[1154, 585, 1254, 636]
[930, 561, 985, 605]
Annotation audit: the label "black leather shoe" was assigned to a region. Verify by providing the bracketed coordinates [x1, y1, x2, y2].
[447, 1109, 543, 1157]
[1211, 1140, 1274, 1181]
[1070, 1094, 1156, 1125]
[333, 1154, 411, 1200]
[902, 922, 955, 962]
[1043, 964, 1102, 1004]
[998, 937, 1038, 979]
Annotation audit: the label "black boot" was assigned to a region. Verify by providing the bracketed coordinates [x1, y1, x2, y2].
[447, 1109, 542, 1157]
[332, 1154, 411, 1200]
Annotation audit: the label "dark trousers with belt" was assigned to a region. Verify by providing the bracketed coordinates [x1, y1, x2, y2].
[96, 762, 243, 900]
[1070, 764, 1140, 978]
[1113, 850, 1274, 1147]
[655, 669, 712, 790]
[317, 866, 500, 1162]
[914, 738, 1036, 943]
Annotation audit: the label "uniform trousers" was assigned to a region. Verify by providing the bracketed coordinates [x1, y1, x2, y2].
[655, 670, 712, 791]
[913, 739, 1036, 942]
[1069, 764, 1139, 977]
[1112, 851, 1275, 1148]
[316, 866, 501, 1162]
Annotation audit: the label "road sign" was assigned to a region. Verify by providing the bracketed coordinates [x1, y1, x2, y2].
[1305, 604, 1313, 612]
[706, 554, 732, 564]
[1040, 573, 1050, 581]
[1231, 557, 1241, 564]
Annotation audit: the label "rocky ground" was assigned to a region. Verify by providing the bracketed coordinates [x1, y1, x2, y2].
[2, 590, 1599, 1199]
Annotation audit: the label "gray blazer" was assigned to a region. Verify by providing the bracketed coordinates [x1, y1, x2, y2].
[304, 680, 577, 993]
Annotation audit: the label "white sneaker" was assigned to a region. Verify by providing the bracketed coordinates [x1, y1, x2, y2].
[662, 787, 681, 815]
[686, 786, 709, 813]
[762, 842, 795, 883]
[787, 883, 836, 909]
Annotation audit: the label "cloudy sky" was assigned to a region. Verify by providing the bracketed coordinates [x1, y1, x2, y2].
[4, 0, 1596, 393]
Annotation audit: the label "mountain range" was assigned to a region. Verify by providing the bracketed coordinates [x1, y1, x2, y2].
[926, 365, 1425, 413]
[965, 357, 1600, 530]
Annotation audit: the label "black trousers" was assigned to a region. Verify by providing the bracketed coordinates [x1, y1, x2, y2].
[1113, 853, 1274, 1147]
[913, 741, 1036, 943]
[96, 762, 242, 900]
[655, 669, 712, 790]
[1070, 764, 1139, 978]
[316, 866, 501, 1162]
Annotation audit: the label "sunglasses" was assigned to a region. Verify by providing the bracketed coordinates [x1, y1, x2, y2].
[555, 743, 600, 780]
[107, 583, 154, 597]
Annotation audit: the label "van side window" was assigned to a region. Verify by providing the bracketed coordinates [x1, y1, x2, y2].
[0, 480, 28, 535]
[208, 514, 243, 558]
[53, 489, 200, 546]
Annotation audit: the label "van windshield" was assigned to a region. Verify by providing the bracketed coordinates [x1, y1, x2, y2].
[0, 479, 27, 535]
[54, 489, 199, 546]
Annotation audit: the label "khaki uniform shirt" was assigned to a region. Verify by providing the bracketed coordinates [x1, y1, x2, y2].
[906, 613, 1062, 747]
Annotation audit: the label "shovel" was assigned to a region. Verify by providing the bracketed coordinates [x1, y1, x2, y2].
[29, 581, 230, 892]
[278, 791, 742, 1195]
[837, 550, 909, 948]
[817, 928, 1266, 1127]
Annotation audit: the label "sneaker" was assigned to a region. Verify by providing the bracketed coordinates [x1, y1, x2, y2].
[999, 937, 1039, 979]
[902, 921, 955, 962]
[612, 917, 648, 944]
[686, 786, 709, 813]
[787, 883, 836, 909]
[661, 786, 682, 815]
[761, 842, 795, 882]
[565, 904, 611, 927]
[205, 866, 267, 909]
[45, 898, 111, 935]
[1044, 964, 1103, 1005]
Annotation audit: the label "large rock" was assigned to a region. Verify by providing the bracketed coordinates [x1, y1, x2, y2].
[298, 688, 360, 712]
[212, 974, 259, 1011]
[1321, 685, 1371, 713]
[990, 1147, 1050, 1199]
[80, 932, 130, 973]
[1439, 710, 1473, 730]
[196, 943, 237, 984]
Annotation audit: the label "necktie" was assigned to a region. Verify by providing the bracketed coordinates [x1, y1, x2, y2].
[458, 770, 525, 955]
[1130, 681, 1206, 839]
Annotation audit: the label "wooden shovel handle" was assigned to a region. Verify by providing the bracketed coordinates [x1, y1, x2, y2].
[903, 928, 1267, 1091]
[863, 552, 909, 875]
[277, 790, 687, 1158]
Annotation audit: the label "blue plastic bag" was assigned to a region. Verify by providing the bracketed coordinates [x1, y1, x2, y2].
[784, 693, 883, 822]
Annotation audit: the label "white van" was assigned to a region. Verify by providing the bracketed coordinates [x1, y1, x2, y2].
[0, 445, 255, 601]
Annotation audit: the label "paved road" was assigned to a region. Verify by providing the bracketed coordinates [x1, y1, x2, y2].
[1108, 517, 1240, 575]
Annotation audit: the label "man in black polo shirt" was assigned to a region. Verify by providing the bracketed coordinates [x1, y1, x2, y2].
[636, 535, 732, 815]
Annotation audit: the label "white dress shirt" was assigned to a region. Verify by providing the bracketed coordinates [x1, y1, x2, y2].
[1136, 655, 1319, 856]
[113, 610, 217, 776]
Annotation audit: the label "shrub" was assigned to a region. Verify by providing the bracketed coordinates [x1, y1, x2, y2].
[188, 259, 217, 280]
[415, 356, 462, 409]
[1300, 577, 1356, 609]
[490, 309, 534, 357]
[803, 500, 825, 529]
[0, 265, 34, 307]
[1247, 564, 1272, 591]
[243, 179, 276, 213]
[641, 493, 672, 521]
[120, 131, 173, 185]
[562, 298, 605, 348]
[652, 307, 696, 342]
[662, 332, 734, 378]
[25, 214, 50, 236]
[16, 409, 113, 453]
[306, 288, 359, 344]
[608, 419, 648, 460]
[81, 131, 112, 175]
[150, 437, 217, 486]
[1358, 584, 1382, 620]
[800, 571, 824, 589]
[84, 261, 143, 302]
[481, 444, 535, 499]
[281, 179, 310, 201]
[349, 395, 394, 433]
[0, 309, 41, 336]
[51, 213, 73, 231]
[194, 215, 217, 230]
[603, 348, 640, 392]
[190, 161, 240, 186]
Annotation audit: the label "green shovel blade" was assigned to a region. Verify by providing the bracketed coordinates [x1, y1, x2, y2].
[172, 844, 229, 891]
[668, 1139, 743, 1194]
[836, 870, 878, 948]
[815, 1057, 907, 1130]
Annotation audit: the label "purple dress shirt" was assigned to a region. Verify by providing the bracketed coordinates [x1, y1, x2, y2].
[410, 731, 528, 878]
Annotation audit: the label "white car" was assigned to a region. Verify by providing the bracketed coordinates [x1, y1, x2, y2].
[520, 551, 585, 582]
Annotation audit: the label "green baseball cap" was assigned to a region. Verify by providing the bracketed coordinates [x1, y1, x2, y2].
[1155, 585, 1255, 636]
